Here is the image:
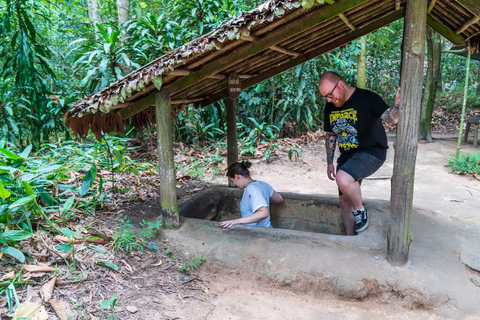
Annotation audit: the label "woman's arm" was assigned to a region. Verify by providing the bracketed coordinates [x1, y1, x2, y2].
[270, 191, 283, 204]
[219, 206, 269, 228]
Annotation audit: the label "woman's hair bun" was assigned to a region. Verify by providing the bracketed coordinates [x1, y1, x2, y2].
[242, 161, 252, 169]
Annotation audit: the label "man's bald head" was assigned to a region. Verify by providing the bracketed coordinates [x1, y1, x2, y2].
[318, 71, 342, 89]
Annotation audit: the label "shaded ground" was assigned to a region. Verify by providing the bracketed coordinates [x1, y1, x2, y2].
[1, 127, 480, 319]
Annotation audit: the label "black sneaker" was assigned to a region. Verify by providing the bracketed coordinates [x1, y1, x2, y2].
[354, 208, 369, 233]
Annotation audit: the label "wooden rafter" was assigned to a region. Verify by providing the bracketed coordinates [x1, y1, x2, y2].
[163, 0, 370, 97]
[171, 69, 256, 79]
[118, 94, 155, 120]
[325, 0, 355, 30]
[171, 98, 204, 105]
[339, 13, 356, 30]
[456, 16, 480, 34]
[242, 36, 301, 57]
[395, 0, 401, 11]
[427, 0, 437, 13]
[427, 15, 464, 45]
[202, 9, 405, 107]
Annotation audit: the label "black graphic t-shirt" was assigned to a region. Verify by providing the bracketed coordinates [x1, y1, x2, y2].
[323, 88, 389, 163]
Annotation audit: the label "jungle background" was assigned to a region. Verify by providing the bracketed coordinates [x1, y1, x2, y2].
[1, 0, 480, 319]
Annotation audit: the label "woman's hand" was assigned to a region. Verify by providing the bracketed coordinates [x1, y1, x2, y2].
[219, 219, 242, 228]
[219, 207, 269, 228]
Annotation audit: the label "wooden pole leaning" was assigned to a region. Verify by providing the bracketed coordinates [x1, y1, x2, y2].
[155, 89, 179, 229]
[387, 0, 428, 266]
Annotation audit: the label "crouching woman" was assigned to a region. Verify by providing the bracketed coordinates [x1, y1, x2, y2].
[220, 161, 283, 228]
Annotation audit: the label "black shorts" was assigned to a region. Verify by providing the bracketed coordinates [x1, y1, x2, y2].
[337, 152, 385, 195]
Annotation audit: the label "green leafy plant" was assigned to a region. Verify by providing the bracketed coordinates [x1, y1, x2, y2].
[446, 152, 480, 175]
[179, 256, 206, 274]
[112, 219, 161, 253]
[100, 293, 118, 320]
[262, 143, 281, 163]
[70, 24, 140, 94]
[288, 145, 303, 161]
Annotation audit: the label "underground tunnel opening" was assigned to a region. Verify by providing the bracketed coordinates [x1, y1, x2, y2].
[179, 186, 346, 235]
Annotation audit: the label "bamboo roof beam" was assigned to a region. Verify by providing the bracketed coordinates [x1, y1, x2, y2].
[324, 0, 355, 31]
[339, 13, 356, 30]
[170, 69, 256, 79]
[241, 36, 301, 57]
[395, 0, 401, 11]
[456, 16, 480, 34]
[427, 15, 464, 45]
[428, 0, 437, 13]
[171, 98, 204, 105]
[186, 2, 328, 70]
[202, 9, 405, 107]
[163, 0, 372, 97]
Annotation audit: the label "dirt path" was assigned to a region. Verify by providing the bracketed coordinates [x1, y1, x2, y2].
[185, 133, 480, 320]
[78, 135, 480, 320]
[5, 134, 476, 320]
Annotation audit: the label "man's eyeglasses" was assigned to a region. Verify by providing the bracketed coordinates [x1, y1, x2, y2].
[322, 81, 339, 100]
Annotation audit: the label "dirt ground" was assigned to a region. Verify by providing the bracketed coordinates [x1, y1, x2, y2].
[102, 133, 480, 319]
[2, 132, 480, 319]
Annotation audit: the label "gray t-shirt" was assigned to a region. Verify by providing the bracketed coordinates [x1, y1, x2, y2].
[240, 181, 274, 227]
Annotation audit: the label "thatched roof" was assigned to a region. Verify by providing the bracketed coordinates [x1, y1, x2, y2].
[64, 0, 480, 139]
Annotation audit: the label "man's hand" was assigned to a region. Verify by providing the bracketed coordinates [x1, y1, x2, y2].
[395, 87, 400, 106]
[327, 163, 336, 181]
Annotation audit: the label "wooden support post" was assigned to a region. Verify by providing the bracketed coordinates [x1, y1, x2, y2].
[225, 96, 238, 187]
[387, 0, 428, 266]
[155, 89, 179, 229]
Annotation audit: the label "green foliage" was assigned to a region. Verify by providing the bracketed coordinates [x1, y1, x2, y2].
[0, 0, 57, 148]
[70, 24, 141, 93]
[175, 144, 225, 178]
[288, 145, 302, 161]
[97, 261, 119, 272]
[112, 218, 162, 252]
[100, 293, 118, 320]
[446, 152, 480, 175]
[0, 134, 153, 265]
[262, 143, 281, 163]
[436, 89, 480, 113]
[179, 256, 206, 274]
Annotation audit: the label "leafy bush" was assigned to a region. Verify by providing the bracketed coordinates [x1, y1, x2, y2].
[112, 219, 161, 253]
[179, 256, 206, 274]
[446, 152, 480, 175]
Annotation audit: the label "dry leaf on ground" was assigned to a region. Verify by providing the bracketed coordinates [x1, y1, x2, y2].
[1, 270, 15, 281]
[39, 276, 56, 302]
[49, 299, 69, 320]
[22, 264, 55, 273]
[12, 301, 48, 320]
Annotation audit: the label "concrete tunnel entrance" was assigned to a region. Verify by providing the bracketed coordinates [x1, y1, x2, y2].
[179, 186, 347, 235]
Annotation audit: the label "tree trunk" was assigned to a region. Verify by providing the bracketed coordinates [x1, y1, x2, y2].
[387, 0, 428, 267]
[477, 62, 480, 97]
[357, 36, 367, 89]
[117, 0, 129, 26]
[225, 97, 238, 187]
[456, 49, 472, 158]
[87, 0, 100, 34]
[155, 90, 179, 229]
[419, 29, 442, 142]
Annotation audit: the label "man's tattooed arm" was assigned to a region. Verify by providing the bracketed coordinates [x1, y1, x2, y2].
[325, 132, 337, 165]
[381, 87, 400, 124]
[380, 104, 399, 124]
